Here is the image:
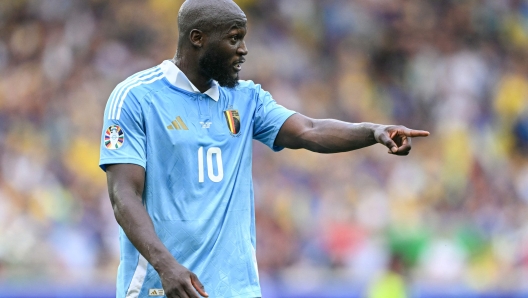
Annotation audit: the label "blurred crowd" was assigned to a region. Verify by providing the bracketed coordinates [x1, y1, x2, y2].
[1, 0, 528, 296]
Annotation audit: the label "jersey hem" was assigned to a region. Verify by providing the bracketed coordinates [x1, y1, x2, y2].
[99, 158, 146, 171]
[270, 111, 297, 152]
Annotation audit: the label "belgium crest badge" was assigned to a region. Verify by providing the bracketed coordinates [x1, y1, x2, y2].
[224, 109, 240, 135]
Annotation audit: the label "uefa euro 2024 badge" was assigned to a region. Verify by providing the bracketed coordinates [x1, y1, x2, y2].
[105, 125, 124, 150]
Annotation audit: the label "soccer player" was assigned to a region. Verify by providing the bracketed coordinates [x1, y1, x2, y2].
[99, 0, 429, 297]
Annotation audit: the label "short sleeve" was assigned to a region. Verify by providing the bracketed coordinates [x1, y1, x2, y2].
[252, 85, 296, 151]
[99, 87, 147, 171]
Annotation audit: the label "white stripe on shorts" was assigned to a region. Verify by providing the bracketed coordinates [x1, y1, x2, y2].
[125, 254, 149, 298]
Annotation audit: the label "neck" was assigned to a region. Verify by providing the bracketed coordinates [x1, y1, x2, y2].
[173, 54, 213, 93]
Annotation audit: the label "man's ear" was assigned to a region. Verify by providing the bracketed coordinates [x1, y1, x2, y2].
[189, 29, 205, 48]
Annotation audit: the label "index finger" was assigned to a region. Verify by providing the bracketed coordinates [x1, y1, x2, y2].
[403, 129, 430, 137]
[191, 274, 209, 297]
[181, 281, 198, 298]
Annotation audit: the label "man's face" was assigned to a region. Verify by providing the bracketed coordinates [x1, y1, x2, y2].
[199, 22, 248, 88]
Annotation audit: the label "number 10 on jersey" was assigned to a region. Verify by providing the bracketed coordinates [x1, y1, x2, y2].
[198, 147, 224, 183]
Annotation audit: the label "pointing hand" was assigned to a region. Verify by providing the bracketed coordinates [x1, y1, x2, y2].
[374, 125, 430, 156]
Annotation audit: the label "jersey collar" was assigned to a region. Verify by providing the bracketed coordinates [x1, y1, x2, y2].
[160, 60, 220, 101]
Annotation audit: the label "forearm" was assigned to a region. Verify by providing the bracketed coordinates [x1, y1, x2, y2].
[297, 119, 380, 153]
[111, 189, 176, 272]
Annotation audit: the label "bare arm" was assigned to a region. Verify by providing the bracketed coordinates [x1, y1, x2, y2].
[106, 164, 208, 298]
[274, 113, 429, 155]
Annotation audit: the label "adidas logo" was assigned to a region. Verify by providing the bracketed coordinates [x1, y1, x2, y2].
[148, 289, 164, 296]
[167, 116, 188, 130]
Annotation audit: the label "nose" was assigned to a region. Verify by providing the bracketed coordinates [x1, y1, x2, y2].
[237, 40, 248, 56]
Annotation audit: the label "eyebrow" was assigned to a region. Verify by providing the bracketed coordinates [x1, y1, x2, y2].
[225, 25, 246, 37]
[218, 18, 247, 35]
[227, 18, 247, 29]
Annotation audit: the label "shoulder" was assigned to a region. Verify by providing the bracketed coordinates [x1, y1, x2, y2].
[235, 80, 261, 91]
[115, 65, 166, 99]
[106, 65, 166, 120]
[220, 80, 265, 99]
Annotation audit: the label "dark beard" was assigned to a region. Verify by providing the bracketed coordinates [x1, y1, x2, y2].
[199, 47, 239, 88]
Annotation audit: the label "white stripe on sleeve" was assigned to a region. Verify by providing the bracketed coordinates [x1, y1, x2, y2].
[114, 72, 163, 120]
[107, 67, 160, 120]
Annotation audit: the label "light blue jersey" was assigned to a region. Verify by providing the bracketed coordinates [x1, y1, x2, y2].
[99, 60, 295, 298]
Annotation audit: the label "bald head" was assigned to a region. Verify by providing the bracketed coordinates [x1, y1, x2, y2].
[178, 0, 246, 48]
[174, 0, 249, 90]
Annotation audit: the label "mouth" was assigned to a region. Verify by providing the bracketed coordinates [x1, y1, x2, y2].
[233, 59, 245, 72]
